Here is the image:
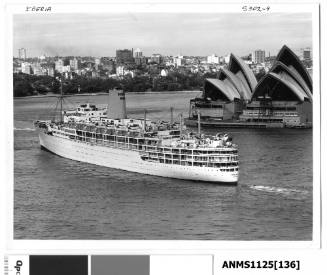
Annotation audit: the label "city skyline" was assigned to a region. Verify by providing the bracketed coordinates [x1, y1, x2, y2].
[14, 13, 312, 58]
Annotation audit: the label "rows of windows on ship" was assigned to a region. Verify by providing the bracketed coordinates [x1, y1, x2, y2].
[49, 124, 238, 169]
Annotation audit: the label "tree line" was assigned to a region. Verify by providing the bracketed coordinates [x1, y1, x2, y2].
[13, 70, 264, 97]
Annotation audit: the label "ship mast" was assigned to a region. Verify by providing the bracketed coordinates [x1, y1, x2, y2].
[179, 113, 183, 138]
[60, 77, 63, 123]
[143, 109, 147, 132]
[170, 107, 174, 124]
[197, 110, 201, 135]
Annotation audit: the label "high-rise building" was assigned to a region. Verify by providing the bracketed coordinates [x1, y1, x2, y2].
[134, 48, 143, 58]
[252, 50, 265, 64]
[151, 54, 162, 64]
[116, 49, 134, 64]
[303, 48, 311, 60]
[70, 58, 80, 70]
[18, 48, 27, 60]
[55, 59, 64, 73]
[134, 57, 146, 66]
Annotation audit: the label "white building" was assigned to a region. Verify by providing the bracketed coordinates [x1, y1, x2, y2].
[207, 54, 219, 64]
[47, 67, 55, 77]
[116, 65, 125, 76]
[160, 69, 168, 77]
[134, 48, 143, 58]
[62, 65, 71, 73]
[252, 49, 265, 64]
[173, 55, 185, 67]
[224, 54, 230, 64]
[21, 62, 32, 74]
[116, 65, 134, 77]
[70, 58, 80, 70]
[18, 48, 26, 60]
[55, 59, 64, 73]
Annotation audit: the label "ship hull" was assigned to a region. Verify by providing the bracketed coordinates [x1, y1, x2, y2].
[38, 131, 238, 184]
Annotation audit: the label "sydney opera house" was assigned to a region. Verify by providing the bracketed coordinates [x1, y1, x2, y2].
[189, 45, 313, 127]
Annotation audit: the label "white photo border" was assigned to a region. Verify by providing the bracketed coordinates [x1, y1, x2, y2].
[4, 1, 321, 253]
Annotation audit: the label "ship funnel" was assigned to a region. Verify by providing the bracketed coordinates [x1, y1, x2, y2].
[107, 87, 127, 119]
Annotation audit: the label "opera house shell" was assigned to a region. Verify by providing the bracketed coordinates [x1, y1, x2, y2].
[251, 45, 312, 103]
[203, 53, 257, 102]
[190, 45, 312, 127]
[241, 45, 312, 127]
[192, 53, 258, 120]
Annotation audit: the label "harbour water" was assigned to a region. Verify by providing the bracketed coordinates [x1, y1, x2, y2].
[14, 92, 312, 240]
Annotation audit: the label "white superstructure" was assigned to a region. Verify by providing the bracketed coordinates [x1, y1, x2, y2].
[35, 89, 239, 183]
[63, 103, 106, 123]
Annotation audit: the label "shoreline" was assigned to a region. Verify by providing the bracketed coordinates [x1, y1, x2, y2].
[14, 90, 201, 99]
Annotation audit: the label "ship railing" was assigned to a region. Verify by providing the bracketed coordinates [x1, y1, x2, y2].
[140, 154, 238, 169]
[191, 156, 238, 161]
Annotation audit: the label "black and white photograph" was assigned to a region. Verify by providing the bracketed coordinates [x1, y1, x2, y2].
[12, 7, 315, 241]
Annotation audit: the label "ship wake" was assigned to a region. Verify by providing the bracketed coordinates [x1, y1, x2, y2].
[250, 185, 310, 197]
[14, 127, 35, 131]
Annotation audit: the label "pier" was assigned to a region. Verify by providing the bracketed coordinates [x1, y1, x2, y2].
[184, 118, 311, 129]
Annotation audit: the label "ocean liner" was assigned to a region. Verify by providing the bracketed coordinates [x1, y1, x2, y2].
[34, 88, 239, 183]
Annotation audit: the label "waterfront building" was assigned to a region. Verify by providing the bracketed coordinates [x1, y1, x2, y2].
[252, 49, 265, 64]
[18, 48, 26, 60]
[189, 53, 257, 120]
[186, 45, 312, 128]
[116, 49, 134, 64]
[239, 45, 312, 127]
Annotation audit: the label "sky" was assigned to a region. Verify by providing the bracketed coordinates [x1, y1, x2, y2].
[13, 13, 312, 57]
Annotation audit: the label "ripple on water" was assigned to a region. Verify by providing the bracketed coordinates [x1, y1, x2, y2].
[14, 94, 313, 240]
